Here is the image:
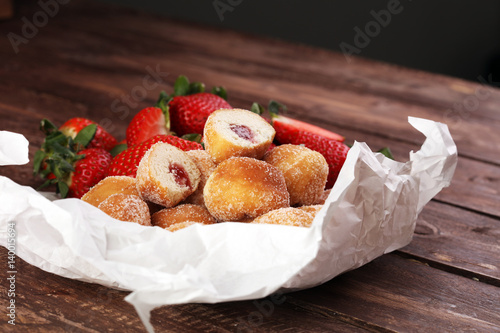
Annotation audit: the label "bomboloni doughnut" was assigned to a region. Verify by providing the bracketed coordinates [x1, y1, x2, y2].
[204, 108, 275, 164]
[204, 157, 289, 221]
[152, 204, 216, 229]
[183, 150, 217, 207]
[136, 142, 201, 207]
[251, 207, 314, 227]
[315, 188, 331, 205]
[98, 193, 151, 226]
[165, 221, 196, 232]
[264, 144, 328, 206]
[82, 176, 138, 207]
[298, 205, 323, 219]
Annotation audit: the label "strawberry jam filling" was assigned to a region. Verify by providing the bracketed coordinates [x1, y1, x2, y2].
[230, 124, 256, 143]
[169, 163, 191, 188]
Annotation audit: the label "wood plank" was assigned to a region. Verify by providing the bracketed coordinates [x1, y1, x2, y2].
[1, 1, 499, 166]
[0, 248, 384, 332]
[2, 247, 498, 332]
[0, 0, 13, 20]
[403, 200, 500, 284]
[289, 254, 500, 333]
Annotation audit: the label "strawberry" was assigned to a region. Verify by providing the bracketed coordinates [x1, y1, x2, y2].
[169, 92, 232, 136]
[66, 148, 113, 198]
[107, 134, 203, 177]
[254, 100, 349, 188]
[159, 75, 231, 136]
[126, 107, 170, 146]
[60, 117, 118, 151]
[272, 115, 345, 143]
[34, 119, 112, 198]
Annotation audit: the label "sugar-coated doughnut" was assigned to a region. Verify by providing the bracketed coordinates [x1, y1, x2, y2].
[204, 108, 275, 164]
[298, 205, 323, 219]
[251, 207, 314, 227]
[165, 221, 196, 232]
[264, 144, 328, 206]
[151, 204, 216, 229]
[204, 157, 289, 221]
[81, 176, 138, 207]
[98, 193, 151, 226]
[183, 150, 217, 207]
[136, 142, 201, 207]
[315, 188, 331, 205]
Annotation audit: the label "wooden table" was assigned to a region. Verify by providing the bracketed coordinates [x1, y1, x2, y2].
[1, 1, 499, 332]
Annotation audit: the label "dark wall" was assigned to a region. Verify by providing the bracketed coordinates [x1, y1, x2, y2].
[98, 0, 500, 83]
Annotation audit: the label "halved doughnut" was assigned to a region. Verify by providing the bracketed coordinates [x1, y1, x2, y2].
[136, 142, 200, 207]
[204, 108, 275, 164]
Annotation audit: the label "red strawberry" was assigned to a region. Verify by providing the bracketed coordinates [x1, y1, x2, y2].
[107, 135, 203, 177]
[34, 119, 112, 198]
[169, 92, 232, 136]
[67, 148, 113, 198]
[60, 117, 118, 151]
[273, 115, 345, 143]
[126, 107, 170, 146]
[252, 100, 348, 188]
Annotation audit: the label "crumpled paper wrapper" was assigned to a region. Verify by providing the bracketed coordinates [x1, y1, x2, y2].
[0, 117, 457, 332]
[0, 131, 29, 166]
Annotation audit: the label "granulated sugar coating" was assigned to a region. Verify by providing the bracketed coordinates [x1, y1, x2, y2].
[98, 193, 151, 226]
[136, 142, 201, 208]
[81, 176, 138, 207]
[315, 188, 331, 205]
[165, 221, 197, 232]
[264, 144, 328, 206]
[251, 207, 314, 227]
[152, 204, 216, 229]
[204, 157, 290, 221]
[298, 205, 323, 218]
[183, 150, 217, 208]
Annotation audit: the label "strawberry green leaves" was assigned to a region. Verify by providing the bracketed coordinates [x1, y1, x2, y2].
[73, 124, 97, 147]
[377, 147, 394, 160]
[171, 75, 227, 100]
[33, 118, 98, 197]
[251, 100, 287, 118]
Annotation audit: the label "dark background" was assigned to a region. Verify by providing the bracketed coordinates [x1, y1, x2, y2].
[97, 0, 500, 83]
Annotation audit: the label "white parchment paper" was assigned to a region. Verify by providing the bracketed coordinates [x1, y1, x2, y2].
[0, 117, 457, 332]
[0, 131, 29, 166]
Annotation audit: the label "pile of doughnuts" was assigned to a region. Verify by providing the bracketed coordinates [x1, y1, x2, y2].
[82, 108, 330, 231]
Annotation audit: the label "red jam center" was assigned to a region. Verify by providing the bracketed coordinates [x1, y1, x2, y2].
[169, 163, 191, 188]
[230, 124, 256, 143]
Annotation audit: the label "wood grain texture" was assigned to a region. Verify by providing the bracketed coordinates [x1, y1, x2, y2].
[1, 1, 499, 332]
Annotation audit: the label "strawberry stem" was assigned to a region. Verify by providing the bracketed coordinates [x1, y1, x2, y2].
[377, 147, 394, 160]
[211, 86, 227, 100]
[268, 100, 287, 116]
[33, 118, 91, 197]
[250, 102, 265, 115]
[110, 143, 128, 157]
[174, 75, 190, 96]
[156, 90, 172, 132]
[181, 133, 203, 143]
[73, 124, 97, 148]
[188, 82, 205, 94]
